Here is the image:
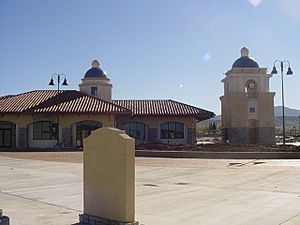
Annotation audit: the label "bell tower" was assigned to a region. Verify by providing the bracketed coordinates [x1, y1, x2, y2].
[79, 59, 112, 102]
[220, 47, 275, 144]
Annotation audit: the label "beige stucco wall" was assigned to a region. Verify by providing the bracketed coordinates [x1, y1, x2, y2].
[0, 113, 198, 147]
[79, 78, 112, 102]
[0, 113, 115, 148]
[116, 116, 195, 144]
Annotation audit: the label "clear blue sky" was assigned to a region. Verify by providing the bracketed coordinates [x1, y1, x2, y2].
[1, 0, 300, 114]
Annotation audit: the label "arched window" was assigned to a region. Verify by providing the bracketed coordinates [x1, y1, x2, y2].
[122, 122, 146, 141]
[33, 121, 57, 140]
[75, 120, 102, 147]
[160, 122, 184, 139]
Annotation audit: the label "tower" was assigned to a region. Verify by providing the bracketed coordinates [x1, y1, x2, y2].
[79, 59, 112, 102]
[220, 47, 275, 144]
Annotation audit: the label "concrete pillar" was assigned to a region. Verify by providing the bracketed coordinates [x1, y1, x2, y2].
[79, 127, 139, 225]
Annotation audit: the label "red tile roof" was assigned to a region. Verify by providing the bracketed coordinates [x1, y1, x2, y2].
[0, 90, 131, 114]
[0, 91, 214, 120]
[113, 99, 214, 120]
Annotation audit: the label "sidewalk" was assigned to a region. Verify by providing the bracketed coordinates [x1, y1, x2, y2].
[2, 156, 300, 225]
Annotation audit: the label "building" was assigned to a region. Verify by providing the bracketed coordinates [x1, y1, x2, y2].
[0, 60, 214, 149]
[220, 47, 275, 144]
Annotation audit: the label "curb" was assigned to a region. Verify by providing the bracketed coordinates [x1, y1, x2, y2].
[135, 150, 300, 159]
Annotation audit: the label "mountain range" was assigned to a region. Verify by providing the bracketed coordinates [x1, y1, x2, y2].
[274, 106, 300, 117]
[199, 106, 300, 129]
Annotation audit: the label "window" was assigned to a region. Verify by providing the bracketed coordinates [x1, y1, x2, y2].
[91, 87, 98, 96]
[33, 121, 57, 140]
[122, 122, 146, 141]
[160, 122, 184, 139]
[75, 120, 102, 147]
[249, 107, 256, 113]
[0, 121, 16, 148]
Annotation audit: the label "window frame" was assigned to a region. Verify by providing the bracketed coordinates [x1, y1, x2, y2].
[160, 122, 184, 139]
[33, 121, 57, 140]
[122, 122, 146, 141]
[91, 86, 98, 96]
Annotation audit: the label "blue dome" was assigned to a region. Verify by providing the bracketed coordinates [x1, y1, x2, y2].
[232, 56, 259, 69]
[84, 59, 107, 78]
[84, 67, 107, 78]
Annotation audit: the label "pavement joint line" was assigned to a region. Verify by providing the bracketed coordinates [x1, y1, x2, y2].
[0, 190, 82, 213]
[2, 182, 82, 192]
[279, 210, 300, 225]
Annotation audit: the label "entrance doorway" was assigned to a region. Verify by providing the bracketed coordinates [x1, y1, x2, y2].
[0, 121, 16, 148]
[248, 119, 258, 144]
[75, 121, 102, 147]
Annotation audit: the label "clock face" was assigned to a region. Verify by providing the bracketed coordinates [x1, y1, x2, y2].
[247, 82, 255, 89]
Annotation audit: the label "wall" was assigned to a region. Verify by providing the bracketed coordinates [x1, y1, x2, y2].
[79, 78, 112, 102]
[116, 116, 196, 145]
[0, 113, 115, 148]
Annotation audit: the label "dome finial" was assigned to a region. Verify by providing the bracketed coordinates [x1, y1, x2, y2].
[92, 59, 100, 68]
[241, 47, 249, 57]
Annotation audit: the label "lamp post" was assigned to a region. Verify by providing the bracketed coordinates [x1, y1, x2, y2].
[271, 60, 293, 146]
[48, 73, 68, 147]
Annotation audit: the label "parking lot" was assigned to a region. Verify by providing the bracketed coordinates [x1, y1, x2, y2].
[1, 155, 300, 225]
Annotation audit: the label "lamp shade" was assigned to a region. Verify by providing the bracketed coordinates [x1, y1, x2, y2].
[287, 67, 293, 75]
[48, 78, 55, 85]
[62, 78, 68, 86]
[271, 66, 278, 74]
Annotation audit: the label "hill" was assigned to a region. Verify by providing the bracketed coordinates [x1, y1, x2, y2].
[198, 106, 300, 130]
[275, 106, 300, 117]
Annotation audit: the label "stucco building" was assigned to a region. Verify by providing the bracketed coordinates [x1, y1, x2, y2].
[220, 47, 275, 144]
[0, 60, 214, 149]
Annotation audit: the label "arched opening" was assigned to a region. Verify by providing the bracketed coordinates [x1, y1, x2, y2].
[0, 121, 16, 148]
[74, 120, 102, 147]
[122, 122, 146, 143]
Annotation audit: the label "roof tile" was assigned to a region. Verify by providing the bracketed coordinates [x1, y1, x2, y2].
[113, 99, 214, 119]
[0, 90, 130, 114]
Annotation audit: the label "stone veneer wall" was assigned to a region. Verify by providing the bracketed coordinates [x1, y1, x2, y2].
[148, 128, 158, 143]
[18, 127, 27, 148]
[188, 128, 196, 145]
[228, 128, 248, 144]
[227, 127, 275, 145]
[62, 128, 72, 147]
[258, 127, 275, 145]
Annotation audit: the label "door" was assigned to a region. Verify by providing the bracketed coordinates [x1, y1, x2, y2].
[248, 119, 258, 144]
[0, 129, 12, 148]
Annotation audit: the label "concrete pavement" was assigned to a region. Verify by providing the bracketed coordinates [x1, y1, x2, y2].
[1, 156, 300, 224]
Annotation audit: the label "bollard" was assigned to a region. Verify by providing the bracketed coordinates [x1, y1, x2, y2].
[80, 127, 139, 225]
[0, 209, 9, 225]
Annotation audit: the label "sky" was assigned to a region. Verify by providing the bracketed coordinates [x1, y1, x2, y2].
[0, 0, 300, 115]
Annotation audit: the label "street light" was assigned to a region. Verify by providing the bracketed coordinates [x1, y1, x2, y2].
[271, 60, 293, 146]
[48, 73, 68, 147]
